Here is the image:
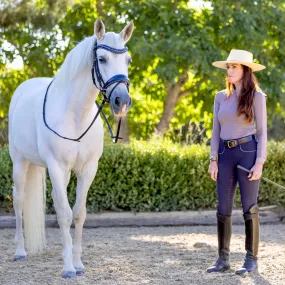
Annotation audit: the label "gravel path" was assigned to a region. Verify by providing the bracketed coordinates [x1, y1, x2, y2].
[0, 224, 284, 285]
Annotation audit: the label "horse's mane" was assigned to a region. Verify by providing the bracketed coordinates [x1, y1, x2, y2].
[55, 36, 96, 83]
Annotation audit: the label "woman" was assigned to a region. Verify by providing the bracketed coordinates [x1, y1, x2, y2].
[207, 49, 267, 275]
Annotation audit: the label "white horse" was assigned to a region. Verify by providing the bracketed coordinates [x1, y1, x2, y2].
[9, 18, 134, 278]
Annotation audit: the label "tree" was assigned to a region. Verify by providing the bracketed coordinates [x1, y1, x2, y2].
[2, 0, 285, 143]
[95, 0, 285, 138]
[0, 0, 75, 118]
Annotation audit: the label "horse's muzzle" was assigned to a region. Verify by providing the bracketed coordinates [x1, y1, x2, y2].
[110, 89, 132, 117]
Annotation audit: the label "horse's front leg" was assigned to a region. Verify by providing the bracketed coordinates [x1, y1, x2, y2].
[72, 161, 99, 275]
[48, 161, 75, 278]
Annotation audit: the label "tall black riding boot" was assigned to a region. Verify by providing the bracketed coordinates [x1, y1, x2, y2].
[207, 213, 232, 273]
[236, 204, 260, 275]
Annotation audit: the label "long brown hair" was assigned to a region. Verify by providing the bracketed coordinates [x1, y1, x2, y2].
[226, 65, 261, 123]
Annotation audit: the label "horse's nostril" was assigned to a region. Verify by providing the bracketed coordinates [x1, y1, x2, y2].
[115, 97, 120, 106]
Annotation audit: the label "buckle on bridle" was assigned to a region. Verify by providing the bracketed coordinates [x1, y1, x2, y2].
[227, 140, 238, 148]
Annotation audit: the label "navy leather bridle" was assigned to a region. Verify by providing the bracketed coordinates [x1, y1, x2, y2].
[43, 39, 130, 142]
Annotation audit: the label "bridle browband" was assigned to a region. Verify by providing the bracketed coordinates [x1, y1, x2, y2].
[43, 39, 130, 143]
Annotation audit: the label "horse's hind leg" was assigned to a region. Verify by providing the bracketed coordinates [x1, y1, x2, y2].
[12, 158, 30, 260]
[72, 161, 99, 275]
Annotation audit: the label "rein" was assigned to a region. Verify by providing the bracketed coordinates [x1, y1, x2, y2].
[43, 40, 130, 143]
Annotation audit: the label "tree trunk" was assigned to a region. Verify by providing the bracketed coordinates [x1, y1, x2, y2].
[155, 72, 189, 135]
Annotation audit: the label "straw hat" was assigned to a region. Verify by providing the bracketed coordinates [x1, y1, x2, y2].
[212, 49, 265, 72]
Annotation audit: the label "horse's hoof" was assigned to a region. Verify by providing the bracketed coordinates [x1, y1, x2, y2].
[76, 269, 84, 276]
[62, 271, 76, 279]
[14, 255, 28, 261]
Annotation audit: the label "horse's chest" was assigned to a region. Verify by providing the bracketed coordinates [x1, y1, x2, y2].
[40, 114, 104, 171]
[73, 143, 102, 173]
[76, 145, 96, 163]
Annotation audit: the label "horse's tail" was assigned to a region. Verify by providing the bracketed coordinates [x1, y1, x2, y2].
[23, 163, 46, 253]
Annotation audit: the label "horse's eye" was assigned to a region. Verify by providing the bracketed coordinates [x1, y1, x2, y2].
[128, 58, 132, 66]
[99, 57, 107, 64]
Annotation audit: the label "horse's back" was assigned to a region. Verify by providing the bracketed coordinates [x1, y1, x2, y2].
[9, 78, 52, 165]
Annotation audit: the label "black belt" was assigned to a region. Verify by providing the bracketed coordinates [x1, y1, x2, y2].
[223, 135, 256, 149]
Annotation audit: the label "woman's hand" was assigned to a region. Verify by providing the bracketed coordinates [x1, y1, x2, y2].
[208, 160, 218, 181]
[248, 163, 263, 181]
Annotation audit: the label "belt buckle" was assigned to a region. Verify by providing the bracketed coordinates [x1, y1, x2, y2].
[227, 140, 238, 148]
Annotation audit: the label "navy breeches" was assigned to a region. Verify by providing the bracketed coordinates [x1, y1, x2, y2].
[217, 139, 260, 216]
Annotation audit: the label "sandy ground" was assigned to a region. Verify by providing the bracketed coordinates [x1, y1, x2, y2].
[0, 224, 284, 285]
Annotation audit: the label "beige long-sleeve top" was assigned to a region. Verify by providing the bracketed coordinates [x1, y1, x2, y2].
[210, 89, 267, 164]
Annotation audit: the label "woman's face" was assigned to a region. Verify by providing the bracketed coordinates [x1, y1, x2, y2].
[226, 63, 244, 85]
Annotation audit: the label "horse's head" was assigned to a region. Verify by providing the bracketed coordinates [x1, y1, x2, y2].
[93, 18, 134, 117]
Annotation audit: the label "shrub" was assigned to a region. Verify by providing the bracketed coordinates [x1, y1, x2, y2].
[1, 139, 285, 213]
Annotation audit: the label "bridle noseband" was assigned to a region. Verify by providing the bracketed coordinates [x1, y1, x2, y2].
[43, 39, 130, 143]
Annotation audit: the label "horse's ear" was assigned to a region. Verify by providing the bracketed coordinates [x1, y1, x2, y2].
[120, 21, 134, 43]
[94, 18, 105, 40]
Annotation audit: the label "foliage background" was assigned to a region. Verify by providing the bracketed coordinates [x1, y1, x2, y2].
[1, 140, 285, 213]
[1, 0, 285, 143]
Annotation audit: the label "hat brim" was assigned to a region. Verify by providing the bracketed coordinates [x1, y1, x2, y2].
[212, 61, 266, 72]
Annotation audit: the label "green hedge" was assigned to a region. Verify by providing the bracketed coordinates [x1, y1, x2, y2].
[1, 139, 285, 213]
